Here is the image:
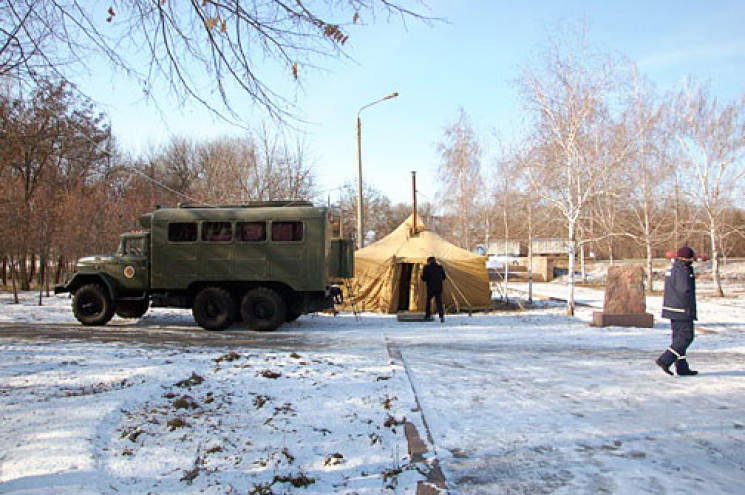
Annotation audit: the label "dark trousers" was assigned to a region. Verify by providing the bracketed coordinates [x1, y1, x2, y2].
[658, 320, 695, 370]
[425, 290, 444, 319]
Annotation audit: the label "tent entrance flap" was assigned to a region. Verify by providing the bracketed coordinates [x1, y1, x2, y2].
[396, 263, 414, 311]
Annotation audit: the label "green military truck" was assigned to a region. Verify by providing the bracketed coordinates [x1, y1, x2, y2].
[55, 202, 354, 331]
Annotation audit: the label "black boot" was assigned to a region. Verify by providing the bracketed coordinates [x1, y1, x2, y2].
[656, 349, 676, 376]
[655, 358, 673, 376]
[676, 358, 698, 376]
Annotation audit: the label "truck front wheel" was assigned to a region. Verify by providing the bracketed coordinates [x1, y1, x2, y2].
[73, 284, 115, 326]
[241, 288, 286, 332]
[192, 287, 236, 331]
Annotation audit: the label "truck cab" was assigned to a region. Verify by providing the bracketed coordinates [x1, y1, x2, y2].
[55, 232, 151, 325]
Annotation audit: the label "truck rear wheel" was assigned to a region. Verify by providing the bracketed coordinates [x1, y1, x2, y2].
[285, 298, 303, 322]
[285, 307, 303, 322]
[73, 284, 114, 326]
[241, 288, 286, 331]
[192, 287, 236, 331]
[115, 299, 150, 319]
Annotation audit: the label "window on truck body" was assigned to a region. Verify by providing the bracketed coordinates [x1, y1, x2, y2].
[271, 221, 304, 242]
[168, 222, 198, 243]
[327, 211, 342, 239]
[202, 221, 233, 243]
[236, 221, 267, 242]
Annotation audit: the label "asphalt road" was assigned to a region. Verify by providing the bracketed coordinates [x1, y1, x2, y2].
[0, 321, 326, 350]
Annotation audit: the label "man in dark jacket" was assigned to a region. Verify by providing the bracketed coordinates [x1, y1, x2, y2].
[421, 256, 447, 322]
[656, 246, 698, 376]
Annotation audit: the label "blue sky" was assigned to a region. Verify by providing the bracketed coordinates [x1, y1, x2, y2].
[81, 0, 745, 207]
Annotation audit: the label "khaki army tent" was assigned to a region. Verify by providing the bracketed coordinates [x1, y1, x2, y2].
[347, 215, 492, 313]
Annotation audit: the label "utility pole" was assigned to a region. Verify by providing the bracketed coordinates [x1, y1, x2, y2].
[356, 92, 399, 249]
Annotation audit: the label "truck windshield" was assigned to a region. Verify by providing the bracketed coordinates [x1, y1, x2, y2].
[122, 237, 146, 256]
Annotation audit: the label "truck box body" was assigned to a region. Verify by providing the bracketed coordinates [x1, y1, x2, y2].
[145, 205, 331, 291]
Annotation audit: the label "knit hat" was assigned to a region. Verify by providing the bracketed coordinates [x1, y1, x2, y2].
[676, 246, 695, 259]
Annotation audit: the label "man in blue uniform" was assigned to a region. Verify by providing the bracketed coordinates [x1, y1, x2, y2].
[656, 246, 699, 376]
[421, 256, 447, 322]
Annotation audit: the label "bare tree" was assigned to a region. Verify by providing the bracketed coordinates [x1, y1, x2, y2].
[488, 154, 515, 242]
[338, 182, 398, 244]
[248, 126, 316, 201]
[1, 1, 429, 121]
[154, 137, 203, 197]
[614, 70, 678, 292]
[487, 137, 552, 251]
[518, 28, 620, 315]
[0, 80, 110, 290]
[145, 129, 317, 205]
[490, 141, 556, 302]
[674, 79, 745, 296]
[0, 3, 48, 79]
[195, 137, 257, 204]
[716, 207, 745, 262]
[437, 108, 483, 251]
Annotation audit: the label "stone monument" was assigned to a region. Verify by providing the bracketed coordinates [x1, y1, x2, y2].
[591, 265, 654, 328]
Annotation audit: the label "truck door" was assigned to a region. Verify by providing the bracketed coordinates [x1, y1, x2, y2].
[118, 234, 149, 292]
[159, 221, 198, 289]
[235, 220, 268, 279]
[198, 221, 234, 280]
[268, 220, 306, 288]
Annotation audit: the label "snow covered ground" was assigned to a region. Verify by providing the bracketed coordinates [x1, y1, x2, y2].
[1, 286, 744, 494]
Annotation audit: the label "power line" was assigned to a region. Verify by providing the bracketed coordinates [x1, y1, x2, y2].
[68, 118, 204, 204]
[124, 165, 200, 204]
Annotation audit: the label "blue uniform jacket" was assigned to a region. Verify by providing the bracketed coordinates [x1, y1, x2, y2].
[661, 260, 697, 321]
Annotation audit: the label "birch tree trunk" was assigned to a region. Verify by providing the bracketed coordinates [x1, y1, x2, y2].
[567, 226, 577, 316]
[709, 226, 724, 297]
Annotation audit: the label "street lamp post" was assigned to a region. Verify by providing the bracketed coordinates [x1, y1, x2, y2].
[356, 92, 399, 249]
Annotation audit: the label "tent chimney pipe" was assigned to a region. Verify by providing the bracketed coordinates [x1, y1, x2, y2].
[411, 171, 417, 235]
